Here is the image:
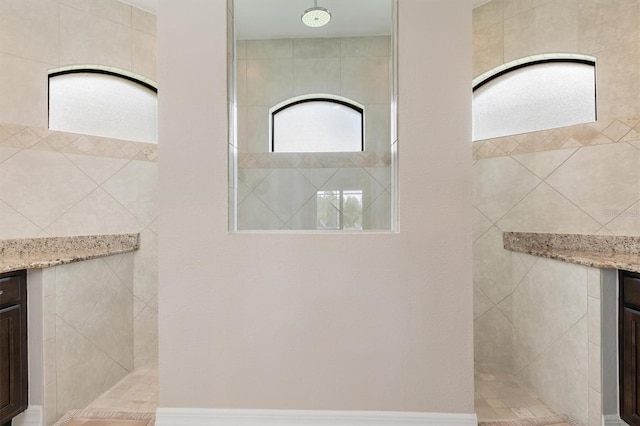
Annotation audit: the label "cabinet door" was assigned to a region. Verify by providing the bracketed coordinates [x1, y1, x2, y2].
[621, 304, 640, 425]
[0, 304, 25, 424]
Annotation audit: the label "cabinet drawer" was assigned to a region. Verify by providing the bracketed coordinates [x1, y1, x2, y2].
[0, 275, 22, 308]
[623, 274, 640, 309]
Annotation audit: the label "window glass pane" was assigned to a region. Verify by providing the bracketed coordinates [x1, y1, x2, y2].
[316, 190, 363, 230]
[317, 190, 341, 230]
[49, 72, 158, 144]
[273, 101, 362, 153]
[342, 190, 363, 230]
[473, 62, 596, 141]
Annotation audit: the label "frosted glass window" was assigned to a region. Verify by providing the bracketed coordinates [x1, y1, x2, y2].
[49, 72, 158, 144]
[271, 99, 363, 152]
[473, 61, 596, 141]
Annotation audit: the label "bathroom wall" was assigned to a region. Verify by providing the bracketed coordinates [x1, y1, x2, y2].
[235, 36, 392, 230]
[0, 125, 157, 425]
[158, 0, 474, 418]
[472, 0, 640, 422]
[0, 0, 159, 371]
[1, 0, 157, 129]
[498, 256, 601, 426]
[28, 253, 136, 425]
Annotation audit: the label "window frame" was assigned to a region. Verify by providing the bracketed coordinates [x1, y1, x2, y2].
[48, 67, 157, 96]
[47, 66, 158, 143]
[473, 57, 596, 91]
[472, 54, 597, 141]
[269, 94, 365, 153]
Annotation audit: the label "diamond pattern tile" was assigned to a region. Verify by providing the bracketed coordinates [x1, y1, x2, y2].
[473, 226, 513, 305]
[102, 161, 158, 225]
[0, 122, 157, 162]
[473, 119, 640, 160]
[546, 142, 640, 225]
[65, 153, 129, 184]
[497, 183, 602, 233]
[253, 168, 317, 223]
[238, 192, 284, 230]
[472, 207, 493, 242]
[0, 198, 41, 238]
[511, 148, 577, 179]
[45, 188, 145, 236]
[321, 168, 386, 210]
[0, 150, 97, 228]
[473, 156, 541, 223]
[55, 257, 114, 331]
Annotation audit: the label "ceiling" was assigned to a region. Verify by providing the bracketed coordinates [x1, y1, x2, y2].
[121, 0, 492, 39]
[235, 0, 392, 40]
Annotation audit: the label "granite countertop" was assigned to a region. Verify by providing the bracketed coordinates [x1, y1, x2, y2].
[0, 234, 139, 274]
[504, 232, 640, 273]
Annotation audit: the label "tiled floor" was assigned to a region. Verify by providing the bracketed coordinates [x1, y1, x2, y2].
[87, 362, 553, 420]
[475, 364, 557, 421]
[60, 420, 151, 426]
[87, 364, 159, 413]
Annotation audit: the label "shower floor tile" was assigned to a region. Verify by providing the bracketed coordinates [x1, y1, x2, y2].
[87, 363, 159, 413]
[475, 364, 556, 421]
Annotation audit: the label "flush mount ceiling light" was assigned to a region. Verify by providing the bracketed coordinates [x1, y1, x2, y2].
[302, 0, 331, 28]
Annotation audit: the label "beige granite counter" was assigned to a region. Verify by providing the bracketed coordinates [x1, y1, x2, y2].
[0, 234, 139, 274]
[504, 232, 640, 273]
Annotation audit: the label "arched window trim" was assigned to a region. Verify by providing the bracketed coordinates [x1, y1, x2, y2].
[48, 66, 158, 93]
[269, 94, 365, 153]
[472, 53, 598, 141]
[473, 53, 597, 91]
[47, 66, 158, 144]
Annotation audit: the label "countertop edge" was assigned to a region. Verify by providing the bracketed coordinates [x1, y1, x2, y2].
[504, 232, 640, 273]
[0, 234, 140, 274]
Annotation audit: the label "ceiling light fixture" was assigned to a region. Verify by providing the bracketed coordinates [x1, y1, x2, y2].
[302, 0, 331, 28]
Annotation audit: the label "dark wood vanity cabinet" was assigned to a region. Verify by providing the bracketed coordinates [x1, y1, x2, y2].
[0, 270, 27, 426]
[620, 270, 640, 425]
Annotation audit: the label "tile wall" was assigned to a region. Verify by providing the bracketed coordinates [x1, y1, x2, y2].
[473, 0, 640, 422]
[0, 125, 158, 426]
[37, 254, 136, 425]
[510, 257, 601, 426]
[473, 0, 640, 122]
[237, 164, 392, 231]
[472, 123, 639, 426]
[0, 0, 159, 373]
[234, 37, 392, 230]
[0, 0, 157, 129]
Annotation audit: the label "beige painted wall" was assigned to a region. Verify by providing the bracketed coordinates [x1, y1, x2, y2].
[158, 0, 473, 414]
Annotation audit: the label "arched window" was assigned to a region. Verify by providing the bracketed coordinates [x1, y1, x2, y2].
[48, 67, 158, 144]
[473, 54, 596, 141]
[270, 95, 364, 153]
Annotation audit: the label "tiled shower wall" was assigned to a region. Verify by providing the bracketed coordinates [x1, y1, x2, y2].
[235, 36, 392, 230]
[0, 125, 158, 424]
[34, 254, 136, 425]
[0, 0, 159, 373]
[472, 0, 640, 423]
[0, 0, 157, 129]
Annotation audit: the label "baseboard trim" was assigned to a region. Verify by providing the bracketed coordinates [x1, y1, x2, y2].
[12, 405, 43, 426]
[604, 414, 626, 426]
[155, 408, 478, 426]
